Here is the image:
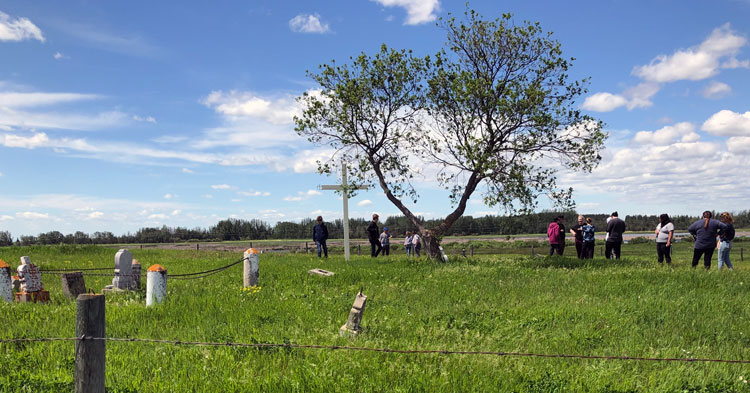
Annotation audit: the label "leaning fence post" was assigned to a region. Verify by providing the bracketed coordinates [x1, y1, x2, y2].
[243, 248, 259, 287]
[306, 242, 309, 253]
[146, 265, 167, 306]
[531, 245, 534, 256]
[742, 247, 744, 262]
[470, 245, 474, 257]
[75, 294, 105, 393]
[357, 244, 361, 256]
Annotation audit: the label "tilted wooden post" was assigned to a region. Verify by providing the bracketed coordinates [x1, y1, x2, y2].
[243, 248, 260, 287]
[75, 294, 105, 393]
[0, 260, 13, 302]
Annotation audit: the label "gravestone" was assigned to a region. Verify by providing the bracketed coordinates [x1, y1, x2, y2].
[15, 256, 49, 303]
[308, 268, 335, 277]
[0, 259, 13, 302]
[61, 272, 86, 299]
[103, 249, 133, 292]
[243, 249, 260, 287]
[146, 264, 167, 306]
[130, 260, 141, 290]
[339, 290, 367, 337]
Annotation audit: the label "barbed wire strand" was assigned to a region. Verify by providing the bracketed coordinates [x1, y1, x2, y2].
[1, 336, 749, 365]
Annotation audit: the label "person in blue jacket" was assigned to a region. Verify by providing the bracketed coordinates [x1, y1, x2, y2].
[717, 212, 736, 270]
[312, 216, 329, 258]
[688, 211, 728, 269]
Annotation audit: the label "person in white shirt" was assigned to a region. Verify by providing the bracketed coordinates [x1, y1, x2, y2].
[654, 213, 674, 264]
[412, 232, 422, 257]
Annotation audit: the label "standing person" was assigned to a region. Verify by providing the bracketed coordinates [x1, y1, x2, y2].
[312, 216, 329, 258]
[412, 232, 422, 257]
[688, 211, 728, 269]
[404, 231, 413, 256]
[654, 214, 674, 264]
[717, 212, 736, 270]
[379, 227, 392, 256]
[557, 215, 566, 255]
[547, 216, 563, 256]
[581, 217, 596, 259]
[605, 211, 626, 259]
[367, 214, 383, 257]
[570, 215, 584, 259]
[605, 215, 613, 258]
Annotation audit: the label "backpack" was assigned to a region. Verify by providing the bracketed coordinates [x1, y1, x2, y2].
[547, 222, 559, 242]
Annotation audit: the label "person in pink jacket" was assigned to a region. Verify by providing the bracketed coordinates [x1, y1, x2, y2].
[547, 215, 564, 256]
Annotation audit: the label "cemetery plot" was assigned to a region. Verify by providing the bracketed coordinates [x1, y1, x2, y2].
[0, 244, 749, 392]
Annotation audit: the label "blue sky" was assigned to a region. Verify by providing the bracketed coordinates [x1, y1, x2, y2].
[1, 1, 749, 237]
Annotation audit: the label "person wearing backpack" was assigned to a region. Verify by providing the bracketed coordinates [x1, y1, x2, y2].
[717, 212, 736, 270]
[547, 216, 563, 256]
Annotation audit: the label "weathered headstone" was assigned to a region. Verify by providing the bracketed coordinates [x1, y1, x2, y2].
[308, 268, 335, 277]
[243, 248, 260, 287]
[438, 246, 449, 263]
[15, 256, 49, 303]
[130, 260, 141, 290]
[146, 264, 167, 306]
[339, 290, 367, 337]
[61, 272, 86, 299]
[0, 259, 13, 302]
[111, 249, 133, 290]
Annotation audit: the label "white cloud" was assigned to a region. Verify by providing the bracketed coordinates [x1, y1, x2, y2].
[53, 52, 69, 60]
[133, 115, 156, 123]
[56, 23, 158, 57]
[283, 196, 303, 202]
[211, 184, 237, 190]
[202, 90, 300, 125]
[86, 211, 104, 220]
[371, 0, 440, 25]
[181, 168, 194, 174]
[16, 211, 49, 219]
[0, 92, 100, 108]
[727, 136, 750, 154]
[171, 210, 181, 216]
[147, 213, 168, 220]
[288, 13, 330, 34]
[633, 122, 699, 145]
[702, 81, 732, 99]
[283, 189, 322, 202]
[0, 11, 44, 42]
[581, 92, 628, 112]
[633, 23, 748, 83]
[357, 199, 373, 207]
[0, 215, 14, 221]
[306, 189, 322, 196]
[0, 108, 128, 131]
[0, 132, 50, 148]
[582, 83, 660, 112]
[701, 110, 750, 136]
[163, 193, 174, 199]
[237, 190, 271, 197]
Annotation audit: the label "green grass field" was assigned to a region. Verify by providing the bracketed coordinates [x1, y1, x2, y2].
[1, 243, 750, 392]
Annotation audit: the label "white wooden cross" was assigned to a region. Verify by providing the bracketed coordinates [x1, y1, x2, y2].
[320, 161, 368, 261]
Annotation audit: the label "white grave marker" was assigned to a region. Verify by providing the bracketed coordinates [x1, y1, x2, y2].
[320, 161, 368, 261]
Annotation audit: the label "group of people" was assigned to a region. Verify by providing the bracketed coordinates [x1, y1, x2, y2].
[548, 212, 627, 260]
[547, 210, 737, 269]
[311, 213, 423, 258]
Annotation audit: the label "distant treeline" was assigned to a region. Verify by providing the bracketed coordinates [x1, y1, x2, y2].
[2, 210, 748, 246]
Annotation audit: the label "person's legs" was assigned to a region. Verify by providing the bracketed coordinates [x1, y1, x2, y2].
[691, 248, 703, 268]
[664, 244, 671, 264]
[375, 240, 383, 257]
[383, 244, 390, 256]
[322, 240, 328, 258]
[316, 241, 322, 258]
[703, 247, 715, 269]
[415, 245, 421, 257]
[718, 242, 726, 270]
[614, 242, 622, 259]
[724, 242, 733, 270]
[656, 243, 665, 263]
[605, 242, 613, 260]
[406, 245, 411, 256]
[549, 244, 556, 256]
[370, 240, 377, 257]
[575, 240, 583, 259]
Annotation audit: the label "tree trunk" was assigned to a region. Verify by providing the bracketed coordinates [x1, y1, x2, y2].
[421, 232, 443, 260]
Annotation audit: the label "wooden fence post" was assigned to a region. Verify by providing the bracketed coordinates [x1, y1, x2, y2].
[75, 294, 106, 393]
[470, 245, 474, 257]
[357, 244, 361, 256]
[741, 247, 744, 262]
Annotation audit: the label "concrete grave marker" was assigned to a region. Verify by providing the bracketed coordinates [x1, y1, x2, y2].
[339, 290, 367, 337]
[15, 256, 49, 303]
[0, 260, 13, 302]
[146, 264, 167, 306]
[61, 272, 86, 299]
[243, 248, 260, 287]
[111, 249, 133, 290]
[308, 268, 335, 277]
[130, 260, 141, 290]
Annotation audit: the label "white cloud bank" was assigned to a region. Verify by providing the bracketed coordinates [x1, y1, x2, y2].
[371, 0, 440, 25]
[288, 13, 330, 34]
[701, 109, 750, 136]
[0, 11, 44, 42]
[583, 24, 748, 112]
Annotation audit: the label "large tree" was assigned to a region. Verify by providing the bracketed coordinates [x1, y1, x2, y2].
[295, 10, 606, 258]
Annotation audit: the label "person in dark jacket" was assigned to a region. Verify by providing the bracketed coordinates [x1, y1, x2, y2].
[570, 215, 584, 259]
[547, 216, 563, 256]
[717, 212, 736, 270]
[312, 216, 329, 258]
[367, 214, 382, 257]
[605, 211, 626, 260]
[688, 211, 728, 269]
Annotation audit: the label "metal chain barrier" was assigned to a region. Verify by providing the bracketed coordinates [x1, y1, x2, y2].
[1, 336, 749, 365]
